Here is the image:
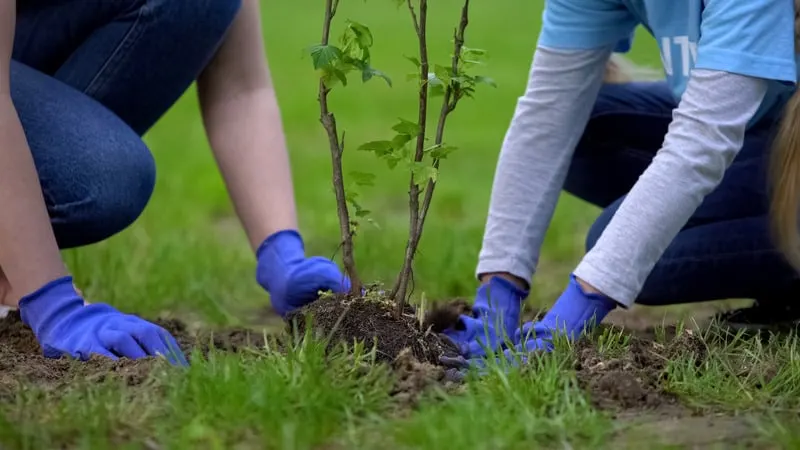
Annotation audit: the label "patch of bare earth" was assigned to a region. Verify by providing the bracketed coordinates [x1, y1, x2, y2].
[0, 310, 272, 397]
[429, 299, 770, 447]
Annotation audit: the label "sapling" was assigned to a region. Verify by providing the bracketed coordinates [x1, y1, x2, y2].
[310, 0, 492, 316]
[358, 0, 493, 315]
[309, 0, 392, 296]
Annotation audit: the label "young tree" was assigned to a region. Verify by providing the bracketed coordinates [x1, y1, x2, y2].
[310, 0, 392, 296]
[387, 0, 494, 315]
[311, 0, 492, 314]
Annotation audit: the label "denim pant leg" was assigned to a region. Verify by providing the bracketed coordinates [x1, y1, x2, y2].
[570, 83, 800, 305]
[11, 61, 155, 249]
[563, 81, 678, 208]
[10, 0, 242, 248]
[14, 0, 242, 135]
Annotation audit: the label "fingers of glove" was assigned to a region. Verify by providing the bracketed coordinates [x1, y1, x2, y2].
[119, 318, 189, 366]
[516, 337, 554, 353]
[296, 257, 350, 292]
[459, 315, 494, 339]
[439, 332, 469, 356]
[97, 328, 148, 359]
[515, 321, 551, 342]
[439, 354, 470, 369]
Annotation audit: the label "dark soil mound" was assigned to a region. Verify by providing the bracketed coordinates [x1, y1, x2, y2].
[285, 293, 459, 365]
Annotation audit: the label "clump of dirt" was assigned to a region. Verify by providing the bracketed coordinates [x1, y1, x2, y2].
[573, 330, 707, 413]
[285, 293, 459, 364]
[389, 348, 463, 412]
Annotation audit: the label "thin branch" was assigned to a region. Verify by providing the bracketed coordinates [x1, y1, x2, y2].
[318, 0, 362, 295]
[391, 0, 429, 312]
[417, 0, 469, 233]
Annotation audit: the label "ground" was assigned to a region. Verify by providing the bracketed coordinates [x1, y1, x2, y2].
[3, 0, 800, 448]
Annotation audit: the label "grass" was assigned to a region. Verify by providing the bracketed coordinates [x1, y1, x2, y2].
[4, 0, 800, 448]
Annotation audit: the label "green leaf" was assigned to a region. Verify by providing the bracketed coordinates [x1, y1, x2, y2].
[427, 73, 445, 96]
[433, 65, 452, 84]
[404, 55, 421, 68]
[391, 133, 412, 150]
[426, 144, 458, 159]
[345, 20, 374, 48]
[355, 209, 372, 218]
[461, 46, 488, 65]
[474, 75, 497, 87]
[385, 146, 408, 169]
[427, 73, 444, 86]
[410, 162, 438, 186]
[309, 44, 342, 70]
[429, 84, 445, 98]
[391, 118, 420, 137]
[322, 67, 348, 87]
[362, 67, 392, 87]
[349, 171, 376, 187]
[357, 140, 394, 156]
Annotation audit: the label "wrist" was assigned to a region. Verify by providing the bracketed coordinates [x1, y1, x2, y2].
[575, 276, 603, 296]
[569, 274, 618, 311]
[478, 272, 529, 291]
[18, 275, 82, 330]
[256, 229, 304, 261]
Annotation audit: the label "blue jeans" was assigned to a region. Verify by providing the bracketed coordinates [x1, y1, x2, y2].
[12, 0, 241, 248]
[565, 81, 800, 306]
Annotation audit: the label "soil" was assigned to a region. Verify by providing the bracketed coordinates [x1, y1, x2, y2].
[284, 293, 460, 365]
[0, 296, 770, 447]
[572, 330, 706, 413]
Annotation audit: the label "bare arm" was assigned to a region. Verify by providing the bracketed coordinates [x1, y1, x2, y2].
[197, 0, 297, 251]
[0, 3, 67, 302]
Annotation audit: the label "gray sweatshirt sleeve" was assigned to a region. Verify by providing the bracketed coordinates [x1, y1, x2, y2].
[477, 46, 769, 308]
[476, 45, 611, 285]
[574, 69, 768, 306]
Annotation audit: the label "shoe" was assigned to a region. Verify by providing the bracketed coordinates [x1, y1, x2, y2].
[713, 300, 800, 334]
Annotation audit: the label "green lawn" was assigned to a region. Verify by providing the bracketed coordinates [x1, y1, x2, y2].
[4, 1, 800, 448]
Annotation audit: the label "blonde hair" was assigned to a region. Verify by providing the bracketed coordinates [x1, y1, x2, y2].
[768, 0, 800, 271]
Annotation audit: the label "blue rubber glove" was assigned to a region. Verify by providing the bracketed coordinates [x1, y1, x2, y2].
[441, 276, 528, 358]
[441, 274, 617, 373]
[19, 276, 188, 365]
[256, 229, 350, 317]
[514, 274, 618, 347]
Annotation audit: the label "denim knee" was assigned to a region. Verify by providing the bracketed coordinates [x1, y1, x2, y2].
[48, 141, 156, 249]
[12, 60, 157, 249]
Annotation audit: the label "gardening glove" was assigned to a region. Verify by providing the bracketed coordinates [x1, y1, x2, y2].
[19, 276, 188, 365]
[440, 276, 528, 358]
[256, 229, 350, 317]
[514, 274, 618, 349]
[441, 274, 617, 374]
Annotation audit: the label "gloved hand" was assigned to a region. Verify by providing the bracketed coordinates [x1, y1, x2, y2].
[515, 274, 618, 346]
[19, 276, 188, 365]
[441, 274, 618, 374]
[441, 276, 528, 358]
[256, 229, 350, 317]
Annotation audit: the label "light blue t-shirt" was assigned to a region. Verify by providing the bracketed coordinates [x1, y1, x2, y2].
[538, 0, 799, 125]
